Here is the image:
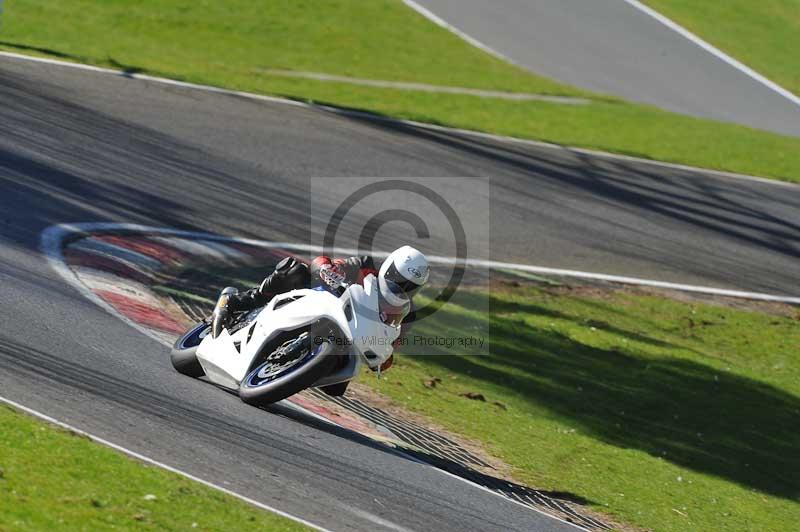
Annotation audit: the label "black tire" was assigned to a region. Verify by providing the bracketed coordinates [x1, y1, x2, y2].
[239, 340, 338, 407]
[319, 381, 350, 397]
[170, 322, 209, 378]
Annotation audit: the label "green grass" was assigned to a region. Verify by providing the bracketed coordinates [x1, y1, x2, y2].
[2, 0, 800, 182]
[0, 0, 583, 96]
[643, 0, 800, 96]
[366, 284, 800, 531]
[0, 405, 308, 531]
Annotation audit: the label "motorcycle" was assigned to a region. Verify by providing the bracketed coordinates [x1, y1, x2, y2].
[170, 274, 402, 405]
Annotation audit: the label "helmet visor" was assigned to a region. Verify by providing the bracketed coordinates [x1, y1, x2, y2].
[384, 262, 424, 299]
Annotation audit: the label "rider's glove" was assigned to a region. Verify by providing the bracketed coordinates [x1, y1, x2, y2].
[312, 255, 374, 290]
[319, 262, 347, 289]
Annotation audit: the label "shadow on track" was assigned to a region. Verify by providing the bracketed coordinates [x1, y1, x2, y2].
[0, 70, 311, 248]
[324, 106, 800, 294]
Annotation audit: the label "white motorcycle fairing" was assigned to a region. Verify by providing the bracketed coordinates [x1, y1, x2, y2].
[193, 274, 400, 392]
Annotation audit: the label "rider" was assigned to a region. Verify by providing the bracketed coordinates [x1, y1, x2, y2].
[215, 246, 430, 372]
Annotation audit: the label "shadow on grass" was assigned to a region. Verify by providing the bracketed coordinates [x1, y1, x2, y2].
[151, 247, 800, 502]
[1, 41, 143, 77]
[0, 41, 86, 61]
[406, 290, 800, 501]
[107, 57, 144, 76]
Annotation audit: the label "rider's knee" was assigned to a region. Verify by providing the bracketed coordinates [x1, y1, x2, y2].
[261, 257, 310, 295]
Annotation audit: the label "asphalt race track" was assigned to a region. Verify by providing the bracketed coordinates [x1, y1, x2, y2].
[411, 0, 800, 137]
[0, 56, 798, 530]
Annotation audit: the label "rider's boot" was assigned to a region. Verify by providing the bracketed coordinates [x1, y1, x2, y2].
[211, 286, 238, 338]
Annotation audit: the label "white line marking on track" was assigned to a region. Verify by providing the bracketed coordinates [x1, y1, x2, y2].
[0, 395, 331, 532]
[432, 258, 800, 305]
[424, 462, 591, 531]
[1, 50, 796, 189]
[401, 0, 522, 67]
[621, 0, 800, 108]
[45, 223, 800, 309]
[403, 0, 799, 110]
[344, 507, 416, 532]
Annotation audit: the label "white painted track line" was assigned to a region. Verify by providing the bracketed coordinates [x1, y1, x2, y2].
[401, 0, 521, 67]
[44, 223, 800, 305]
[0, 395, 331, 532]
[404, 0, 799, 111]
[1, 50, 797, 189]
[621, 0, 800, 108]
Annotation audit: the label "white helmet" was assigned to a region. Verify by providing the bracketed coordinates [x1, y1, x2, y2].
[378, 246, 430, 307]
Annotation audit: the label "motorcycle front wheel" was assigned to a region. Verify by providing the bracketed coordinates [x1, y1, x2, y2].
[170, 322, 210, 378]
[238, 335, 338, 406]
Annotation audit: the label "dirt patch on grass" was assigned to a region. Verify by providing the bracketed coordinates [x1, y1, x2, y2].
[639, 286, 799, 318]
[493, 276, 798, 317]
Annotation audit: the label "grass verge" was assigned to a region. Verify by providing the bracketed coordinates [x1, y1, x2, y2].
[1, 0, 799, 182]
[366, 282, 800, 532]
[0, 405, 308, 531]
[643, 0, 800, 96]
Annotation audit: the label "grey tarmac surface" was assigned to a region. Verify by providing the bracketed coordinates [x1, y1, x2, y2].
[412, 0, 800, 137]
[0, 56, 798, 531]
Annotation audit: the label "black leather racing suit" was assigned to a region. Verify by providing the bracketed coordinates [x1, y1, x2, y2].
[226, 255, 377, 312]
